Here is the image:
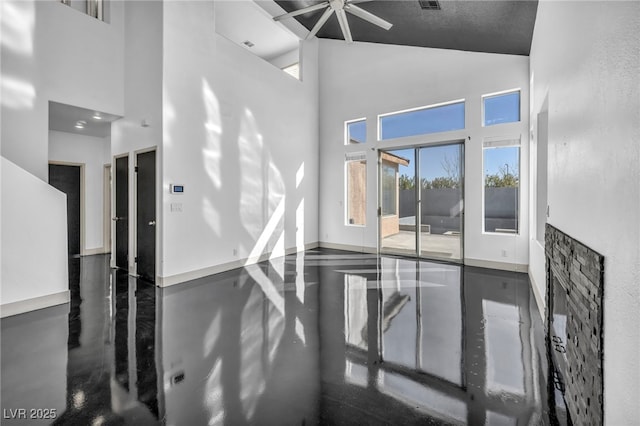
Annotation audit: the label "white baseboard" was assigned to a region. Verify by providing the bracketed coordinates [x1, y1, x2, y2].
[157, 242, 319, 288]
[1, 290, 70, 318]
[464, 258, 528, 273]
[528, 267, 546, 317]
[318, 241, 377, 254]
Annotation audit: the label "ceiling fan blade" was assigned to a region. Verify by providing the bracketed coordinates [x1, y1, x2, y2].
[335, 9, 353, 43]
[273, 2, 329, 22]
[345, 4, 393, 30]
[306, 8, 334, 40]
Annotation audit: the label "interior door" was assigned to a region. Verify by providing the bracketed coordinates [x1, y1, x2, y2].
[136, 150, 156, 283]
[115, 155, 129, 270]
[49, 164, 81, 256]
[418, 143, 464, 261]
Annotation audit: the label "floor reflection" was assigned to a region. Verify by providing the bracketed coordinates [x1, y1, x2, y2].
[1, 250, 559, 425]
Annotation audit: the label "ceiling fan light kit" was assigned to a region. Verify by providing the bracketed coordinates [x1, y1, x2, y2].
[273, 0, 393, 43]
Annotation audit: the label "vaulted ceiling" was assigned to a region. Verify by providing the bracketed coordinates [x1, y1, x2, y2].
[274, 0, 538, 55]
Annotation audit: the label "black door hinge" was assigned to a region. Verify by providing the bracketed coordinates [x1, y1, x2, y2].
[134, 166, 138, 172]
[135, 256, 138, 263]
[377, 206, 382, 217]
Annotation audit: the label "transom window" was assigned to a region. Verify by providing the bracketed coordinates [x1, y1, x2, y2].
[483, 90, 520, 126]
[346, 119, 366, 144]
[379, 101, 465, 140]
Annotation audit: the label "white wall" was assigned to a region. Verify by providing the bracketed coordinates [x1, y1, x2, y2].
[1, 157, 68, 307]
[160, 1, 319, 283]
[529, 2, 640, 424]
[111, 0, 163, 273]
[1, 0, 123, 313]
[1, 0, 124, 181]
[49, 130, 111, 253]
[318, 40, 530, 267]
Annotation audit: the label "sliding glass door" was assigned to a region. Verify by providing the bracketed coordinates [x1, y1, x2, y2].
[379, 149, 416, 256]
[380, 142, 464, 262]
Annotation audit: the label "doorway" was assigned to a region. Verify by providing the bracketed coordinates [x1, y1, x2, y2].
[49, 163, 83, 256]
[136, 150, 156, 283]
[379, 142, 464, 262]
[114, 155, 129, 270]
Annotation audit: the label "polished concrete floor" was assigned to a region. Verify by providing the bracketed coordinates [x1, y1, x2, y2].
[381, 231, 461, 260]
[1, 249, 563, 425]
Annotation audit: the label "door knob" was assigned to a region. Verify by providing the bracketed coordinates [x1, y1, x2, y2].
[148, 220, 156, 226]
[112, 217, 121, 221]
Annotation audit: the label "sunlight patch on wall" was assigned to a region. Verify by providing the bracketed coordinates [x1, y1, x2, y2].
[202, 197, 221, 236]
[202, 79, 223, 189]
[1, 75, 36, 109]
[239, 107, 285, 259]
[245, 197, 285, 263]
[1, 1, 34, 56]
[269, 226, 285, 261]
[163, 88, 175, 147]
[296, 162, 304, 188]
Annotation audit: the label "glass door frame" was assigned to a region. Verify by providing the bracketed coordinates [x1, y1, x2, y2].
[378, 140, 465, 263]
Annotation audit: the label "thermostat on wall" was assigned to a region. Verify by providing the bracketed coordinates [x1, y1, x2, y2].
[170, 184, 184, 194]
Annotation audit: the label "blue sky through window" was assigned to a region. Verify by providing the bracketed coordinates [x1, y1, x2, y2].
[347, 120, 366, 143]
[484, 146, 519, 177]
[380, 102, 465, 140]
[388, 145, 461, 182]
[484, 92, 520, 126]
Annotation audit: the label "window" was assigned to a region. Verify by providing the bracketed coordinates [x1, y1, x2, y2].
[60, 0, 104, 21]
[483, 90, 520, 126]
[346, 153, 367, 226]
[483, 139, 520, 234]
[379, 101, 465, 140]
[346, 119, 366, 144]
[381, 163, 397, 215]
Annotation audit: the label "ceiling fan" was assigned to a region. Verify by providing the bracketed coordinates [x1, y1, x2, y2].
[273, 0, 393, 43]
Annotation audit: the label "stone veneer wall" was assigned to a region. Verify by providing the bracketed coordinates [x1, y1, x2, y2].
[545, 224, 604, 426]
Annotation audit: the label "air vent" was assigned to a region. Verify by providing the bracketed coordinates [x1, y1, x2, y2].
[242, 40, 254, 48]
[419, 0, 441, 10]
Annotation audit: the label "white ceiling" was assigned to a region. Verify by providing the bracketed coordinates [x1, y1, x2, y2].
[215, 1, 300, 61]
[49, 101, 121, 138]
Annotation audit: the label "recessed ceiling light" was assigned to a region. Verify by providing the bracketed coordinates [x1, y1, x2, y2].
[75, 120, 87, 129]
[93, 112, 102, 120]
